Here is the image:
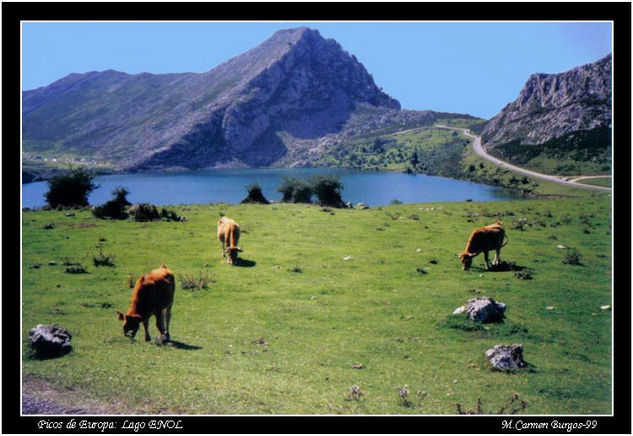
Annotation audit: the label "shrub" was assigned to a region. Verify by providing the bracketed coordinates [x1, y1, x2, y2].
[160, 208, 186, 222]
[180, 272, 214, 291]
[241, 183, 269, 204]
[456, 394, 527, 415]
[277, 177, 313, 203]
[65, 264, 87, 274]
[562, 248, 583, 265]
[45, 167, 98, 208]
[112, 187, 131, 206]
[130, 203, 161, 222]
[310, 175, 344, 207]
[93, 187, 131, 220]
[92, 248, 116, 267]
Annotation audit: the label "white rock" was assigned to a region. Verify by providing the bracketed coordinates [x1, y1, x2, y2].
[343, 256, 354, 261]
[452, 306, 466, 315]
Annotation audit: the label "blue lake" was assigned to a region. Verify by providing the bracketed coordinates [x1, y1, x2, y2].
[21, 168, 526, 208]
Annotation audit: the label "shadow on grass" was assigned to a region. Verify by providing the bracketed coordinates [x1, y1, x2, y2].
[234, 258, 256, 268]
[157, 339, 202, 350]
[470, 261, 530, 273]
[27, 349, 73, 361]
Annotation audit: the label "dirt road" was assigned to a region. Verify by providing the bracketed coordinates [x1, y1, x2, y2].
[435, 125, 612, 192]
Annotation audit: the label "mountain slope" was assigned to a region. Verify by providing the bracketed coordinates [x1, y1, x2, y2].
[480, 55, 612, 174]
[22, 27, 403, 170]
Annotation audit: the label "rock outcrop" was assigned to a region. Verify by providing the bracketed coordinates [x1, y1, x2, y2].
[481, 55, 611, 165]
[454, 297, 507, 323]
[485, 343, 527, 370]
[29, 324, 72, 357]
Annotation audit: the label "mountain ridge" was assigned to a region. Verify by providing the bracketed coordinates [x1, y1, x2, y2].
[23, 27, 408, 171]
[481, 54, 611, 154]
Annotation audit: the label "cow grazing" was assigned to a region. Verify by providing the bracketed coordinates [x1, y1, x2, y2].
[459, 222, 508, 270]
[217, 216, 242, 265]
[117, 264, 175, 342]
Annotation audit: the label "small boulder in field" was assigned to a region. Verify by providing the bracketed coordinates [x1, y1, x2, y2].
[454, 297, 506, 323]
[485, 343, 527, 370]
[29, 324, 72, 357]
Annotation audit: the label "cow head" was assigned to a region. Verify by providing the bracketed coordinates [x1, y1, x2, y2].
[458, 252, 474, 270]
[117, 311, 142, 339]
[226, 247, 243, 265]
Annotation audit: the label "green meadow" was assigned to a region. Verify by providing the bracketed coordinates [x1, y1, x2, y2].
[22, 190, 612, 414]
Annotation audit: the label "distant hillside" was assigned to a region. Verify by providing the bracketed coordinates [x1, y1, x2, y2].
[481, 55, 612, 175]
[22, 27, 484, 174]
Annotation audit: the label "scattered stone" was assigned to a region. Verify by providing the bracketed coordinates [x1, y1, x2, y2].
[355, 203, 369, 210]
[352, 363, 364, 369]
[342, 256, 354, 261]
[65, 212, 75, 217]
[48, 261, 58, 266]
[29, 324, 72, 357]
[310, 296, 316, 301]
[600, 305, 611, 311]
[460, 297, 506, 323]
[557, 244, 567, 249]
[545, 306, 555, 310]
[485, 344, 527, 370]
[251, 337, 269, 346]
[416, 248, 422, 252]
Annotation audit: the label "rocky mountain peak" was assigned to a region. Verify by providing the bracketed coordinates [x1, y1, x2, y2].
[482, 54, 611, 147]
[22, 27, 403, 170]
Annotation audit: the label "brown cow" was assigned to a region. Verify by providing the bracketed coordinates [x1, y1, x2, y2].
[458, 222, 508, 270]
[217, 217, 242, 265]
[117, 264, 175, 342]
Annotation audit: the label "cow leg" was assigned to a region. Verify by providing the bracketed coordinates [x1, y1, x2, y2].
[483, 251, 491, 269]
[494, 248, 501, 265]
[162, 306, 172, 342]
[142, 318, 151, 342]
[155, 310, 167, 343]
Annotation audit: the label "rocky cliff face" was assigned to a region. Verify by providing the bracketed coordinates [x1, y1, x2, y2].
[482, 55, 611, 150]
[23, 27, 402, 170]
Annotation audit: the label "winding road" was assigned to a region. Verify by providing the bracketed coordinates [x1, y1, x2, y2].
[435, 125, 612, 192]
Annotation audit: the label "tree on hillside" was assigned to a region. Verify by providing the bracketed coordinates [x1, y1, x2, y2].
[45, 167, 97, 208]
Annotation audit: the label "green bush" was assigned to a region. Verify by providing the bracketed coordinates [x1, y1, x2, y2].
[277, 177, 313, 203]
[241, 183, 269, 204]
[45, 167, 97, 208]
[92, 187, 131, 220]
[310, 175, 344, 208]
[130, 203, 161, 222]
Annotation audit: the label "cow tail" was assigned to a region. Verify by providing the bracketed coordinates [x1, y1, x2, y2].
[229, 226, 236, 249]
[502, 233, 508, 247]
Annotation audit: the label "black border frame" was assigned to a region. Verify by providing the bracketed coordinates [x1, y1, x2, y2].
[4, 2, 631, 434]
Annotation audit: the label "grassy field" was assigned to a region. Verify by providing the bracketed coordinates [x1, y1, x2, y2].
[22, 191, 612, 415]
[577, 177, 612, 188]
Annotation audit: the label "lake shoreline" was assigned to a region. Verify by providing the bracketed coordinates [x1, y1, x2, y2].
[21, 167, 533, 209]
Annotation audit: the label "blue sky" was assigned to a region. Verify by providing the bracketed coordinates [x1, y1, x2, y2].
[22, 21, 612, 119]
